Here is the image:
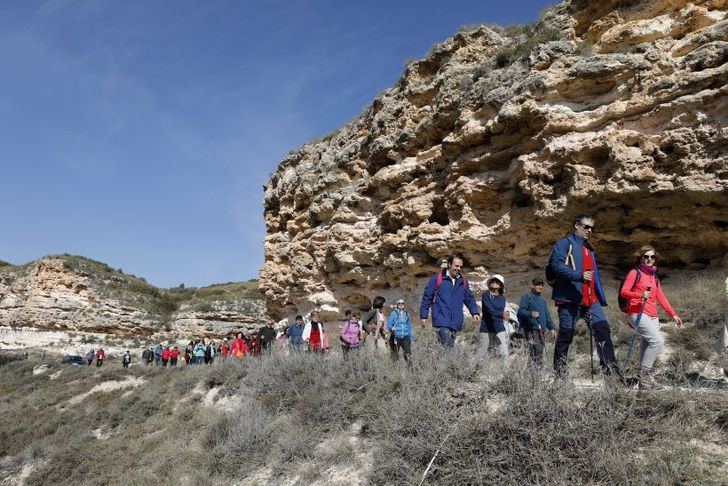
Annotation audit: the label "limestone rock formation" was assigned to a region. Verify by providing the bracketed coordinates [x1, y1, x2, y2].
[0, 255, 267, 340]
[261, 0, 728, 318]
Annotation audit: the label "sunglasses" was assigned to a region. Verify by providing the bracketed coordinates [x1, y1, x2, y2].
[580, 223, 593, 230]
[642, 254, 656, 260]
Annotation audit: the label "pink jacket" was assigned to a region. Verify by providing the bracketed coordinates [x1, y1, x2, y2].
[340, 319, 361, 347]
[619, 269, 676, 318]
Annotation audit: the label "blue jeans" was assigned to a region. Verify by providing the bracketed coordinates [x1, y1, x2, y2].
[436, 327, 456, 349]
[553, 303, 619, 377]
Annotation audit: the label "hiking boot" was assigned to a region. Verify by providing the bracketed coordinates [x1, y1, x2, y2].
[603, 364, 628, 387]
[638, 370, 664, 390]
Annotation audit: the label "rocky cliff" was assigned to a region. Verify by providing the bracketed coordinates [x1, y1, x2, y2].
[0, 255, 266, 339]
[261, 0, 728, 318]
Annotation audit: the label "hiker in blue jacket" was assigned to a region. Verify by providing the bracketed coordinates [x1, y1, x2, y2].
[285, 315, 306, 352]
[547, 215, 622, 380]
[517, 277, 555, 368]
[478, 274, 510, 367]
[420, 254, 480, 349]
[387, 299, 414, 363]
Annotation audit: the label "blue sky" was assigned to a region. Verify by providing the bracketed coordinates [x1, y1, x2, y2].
[0, 0, 556, 288]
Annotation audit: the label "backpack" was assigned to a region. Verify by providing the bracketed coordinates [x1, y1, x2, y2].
[617, 269, 659, 313]
[545, 243, 574, 287]
[362, 309, 376, 333]
[340, 319, 361, 347]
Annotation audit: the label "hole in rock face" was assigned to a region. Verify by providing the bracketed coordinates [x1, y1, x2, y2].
[713, 220, 728, 228]
[513, 189, 533, 208]
[379, 212, 404, 233]
[429, 202, 450, 226]
[588, 146, 611, 167]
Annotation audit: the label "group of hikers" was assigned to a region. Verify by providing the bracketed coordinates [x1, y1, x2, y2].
[83, 348, 131, 368]
[417, 214, 685, 389]
[87, 214, 704, 390]
[138, 324, 279, 367]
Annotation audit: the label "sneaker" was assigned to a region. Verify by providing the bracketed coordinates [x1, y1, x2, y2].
[639, 370, 664, 390]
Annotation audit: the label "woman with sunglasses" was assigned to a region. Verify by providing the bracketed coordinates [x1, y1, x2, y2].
[619, 245, 683, 388]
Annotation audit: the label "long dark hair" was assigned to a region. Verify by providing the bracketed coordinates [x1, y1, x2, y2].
[372, 296, 386, 310]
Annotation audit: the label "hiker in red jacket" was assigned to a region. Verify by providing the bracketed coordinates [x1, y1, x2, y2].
[304, 310, 327, 353]
[95, 348, 105, 367]
[161, 346, 171, 366]
[220, 338, 230, 358]
[231, 332, 248, 359]
[619, 245, 683, 389]
[169, 346, 180, 366]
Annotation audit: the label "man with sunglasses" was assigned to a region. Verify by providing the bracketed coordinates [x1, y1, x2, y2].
[547, 215, 623, 381]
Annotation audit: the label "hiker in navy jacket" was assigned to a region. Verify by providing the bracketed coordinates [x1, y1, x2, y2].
[517, 277, 555, 368]
[547, 215, 622, 379]
[420, 254, 480, 349]
[478, 274, 510, 367]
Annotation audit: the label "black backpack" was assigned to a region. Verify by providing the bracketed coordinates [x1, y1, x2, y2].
[545, 243, 574, 287]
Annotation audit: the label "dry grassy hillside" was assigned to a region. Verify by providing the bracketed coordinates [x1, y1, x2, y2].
[1, 274, 726, 485]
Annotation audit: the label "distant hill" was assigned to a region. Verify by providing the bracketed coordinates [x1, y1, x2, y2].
[0, 254, 267, 339]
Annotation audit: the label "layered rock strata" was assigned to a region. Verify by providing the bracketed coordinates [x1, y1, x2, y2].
[0, 256, 267, 339]
[261, 0, 728, 318]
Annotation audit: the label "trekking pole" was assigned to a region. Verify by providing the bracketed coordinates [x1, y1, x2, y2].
[584, 287, 595, 382]
[587, 308, 595, 382]
[623, 286, 651, 372]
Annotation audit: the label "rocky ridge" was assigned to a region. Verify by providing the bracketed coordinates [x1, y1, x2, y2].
[0, 255, 266, 341]
[261, 0, 728, 318]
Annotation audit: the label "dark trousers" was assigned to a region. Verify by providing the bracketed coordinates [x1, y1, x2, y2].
[554, 303, 619, 377]
[528, 330, 545, 367]
[96, 359, 103, 367]
[162, 358, 168, 367]
[341, 344, 359, 359]
[123, 361, 129, 368]
[436, 327, 456, 349]
[170, 358, 177, 366]
[389, 335, 412, 362]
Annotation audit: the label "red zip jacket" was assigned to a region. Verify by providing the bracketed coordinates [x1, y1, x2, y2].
[619, 269, 676, 318]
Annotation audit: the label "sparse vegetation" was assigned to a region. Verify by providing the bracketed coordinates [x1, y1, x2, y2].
[495, 23, 565, 68]
[575, 40, 594, 57]
[1, 309, 725, 485]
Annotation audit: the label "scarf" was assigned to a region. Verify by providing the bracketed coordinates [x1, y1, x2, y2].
[638, 262, 657, 275]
